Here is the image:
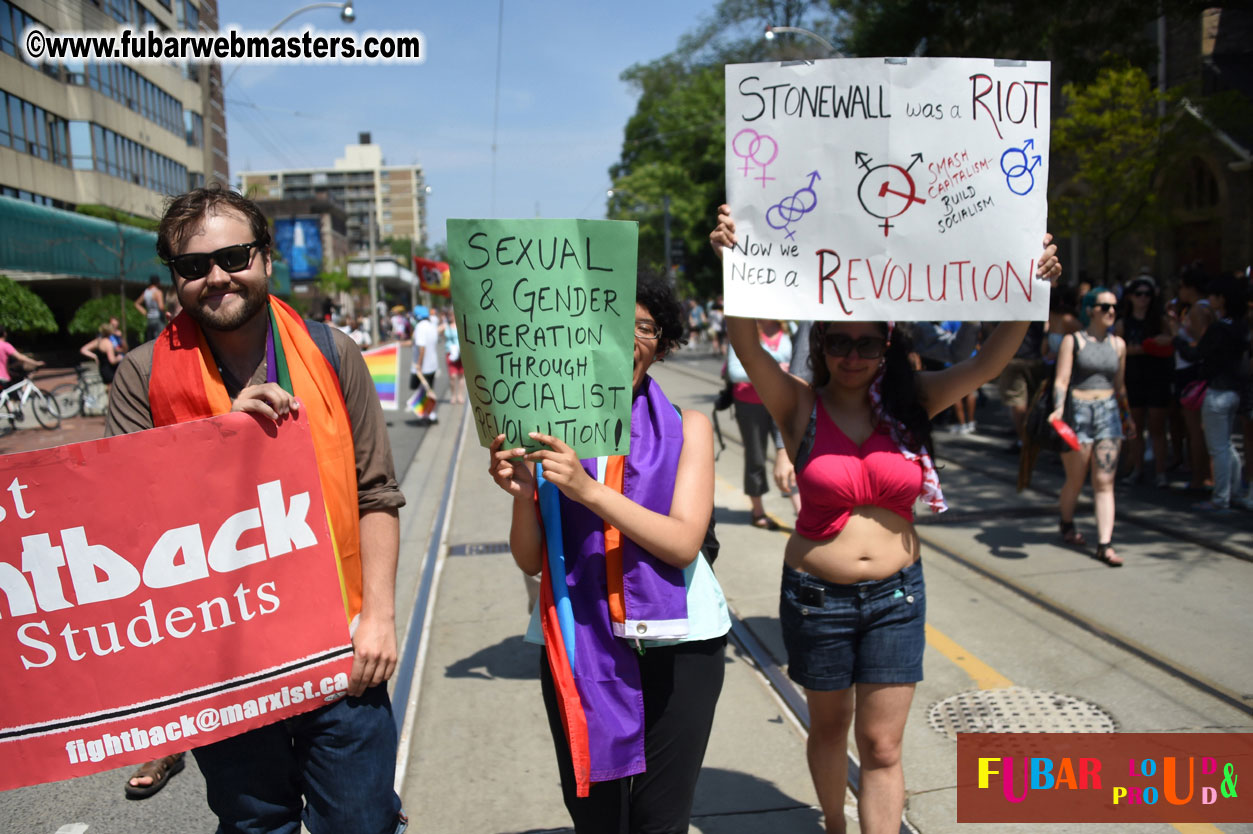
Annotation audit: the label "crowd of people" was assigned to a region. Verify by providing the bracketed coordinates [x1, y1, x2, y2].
[5, 180, 1249, 834]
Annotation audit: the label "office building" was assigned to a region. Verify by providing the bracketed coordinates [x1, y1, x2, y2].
[239, 132, 427, 253]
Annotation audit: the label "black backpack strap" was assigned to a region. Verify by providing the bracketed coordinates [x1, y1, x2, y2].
[793, 403, 819, 474]
[304, 319, 341, 382]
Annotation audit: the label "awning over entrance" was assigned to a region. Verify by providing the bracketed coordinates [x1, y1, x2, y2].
[0, 197, 291, 294]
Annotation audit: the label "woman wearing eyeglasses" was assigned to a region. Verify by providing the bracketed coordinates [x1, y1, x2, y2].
[486, 271, 727, 833]
[709, 205, 1060, 834]
[1048, 288, 1134, 565]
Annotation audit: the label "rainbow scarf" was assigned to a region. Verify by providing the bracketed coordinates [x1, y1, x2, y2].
[537, 376, 689, 796]
[148, 298, 364, 624]
[868, 368, 946, 513]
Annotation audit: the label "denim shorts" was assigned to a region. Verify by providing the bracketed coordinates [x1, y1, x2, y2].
[779, 560, 926, 692]
[1069, 395, 1123, 446]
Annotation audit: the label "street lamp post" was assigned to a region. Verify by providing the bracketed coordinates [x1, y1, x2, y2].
[763, 25, 843, 58]
[223, 2, 356, 88]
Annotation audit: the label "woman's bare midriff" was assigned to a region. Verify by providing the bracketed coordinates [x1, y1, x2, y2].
[784, 505, 921, 584]
[1070, 388, 1114, 401]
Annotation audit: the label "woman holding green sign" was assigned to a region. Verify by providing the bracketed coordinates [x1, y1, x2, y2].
[711, 204, 1060, 834]
[486, 272, 728, 833]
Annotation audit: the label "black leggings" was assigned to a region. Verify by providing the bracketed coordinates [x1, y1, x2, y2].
[539, 635, 727, 834]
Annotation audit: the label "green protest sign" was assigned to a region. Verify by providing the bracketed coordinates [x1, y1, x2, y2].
[448, 218, 638, 458]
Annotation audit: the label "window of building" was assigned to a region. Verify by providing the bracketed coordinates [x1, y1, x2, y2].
[74, 62, 184, 135]
[1183, 158, 1219, 211]
[75, 122, 188, 194]
[184, 110, 203, 147]
[0, 184, 73, 210]
[106, 0, 132, 25]
[69, 122, 92, 169]
[0, 92, 69, 166]
[0, 2, 15, 57]
[6, 95, 24, 152]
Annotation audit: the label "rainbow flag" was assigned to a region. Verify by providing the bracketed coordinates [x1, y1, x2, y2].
[362, 343, 401, 411]
[406, 382, 437, 418]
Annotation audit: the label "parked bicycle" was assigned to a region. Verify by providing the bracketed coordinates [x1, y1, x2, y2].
[0, 376, 61, 432]
[51, 363, 110, 418]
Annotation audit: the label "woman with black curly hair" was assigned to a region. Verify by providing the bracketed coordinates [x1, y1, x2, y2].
[487, 270, 727, 833]
[711, 204, 1060, 834]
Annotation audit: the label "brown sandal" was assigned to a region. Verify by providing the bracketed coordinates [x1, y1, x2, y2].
[1060, 519, 1086, 548]
[124, 752, 185, 799]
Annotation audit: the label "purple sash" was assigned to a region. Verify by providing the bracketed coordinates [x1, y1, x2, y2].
[538, 375, 689, 783]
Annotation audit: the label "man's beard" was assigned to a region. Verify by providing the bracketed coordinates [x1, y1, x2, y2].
[185, 282, 267, 332]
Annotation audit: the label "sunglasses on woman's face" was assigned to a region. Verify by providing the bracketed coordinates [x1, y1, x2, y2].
[164, 241, 261, 280]
[1093, 303, 1117, 313]
[823, 334, 888, 359]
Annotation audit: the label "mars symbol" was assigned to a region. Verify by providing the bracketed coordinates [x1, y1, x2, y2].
[1000, 138, 1042, 196]
[766, 171, 821, 240]
[855, 151, 926, 237]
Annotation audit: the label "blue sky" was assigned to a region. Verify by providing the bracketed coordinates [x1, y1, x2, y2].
[219, 1, 717, 246]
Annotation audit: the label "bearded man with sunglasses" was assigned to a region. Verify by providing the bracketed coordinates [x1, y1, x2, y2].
[105, 185, 407, 834]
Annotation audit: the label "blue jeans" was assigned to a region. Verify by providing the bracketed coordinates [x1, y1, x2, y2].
[780, 561, 926, 691]
[1201, 388, 1243, 506]
[192, 684, 405, 834]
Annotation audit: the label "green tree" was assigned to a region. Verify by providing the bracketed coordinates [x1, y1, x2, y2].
[0, 276, 57, 335]
[69, 295, 144, 340]
[315, 266, 352, 296]
[1051, 66, 1193, 282]
[830, 0, 1211, 86]
[381, 236, 428, 261]
[609, 1, 837, 297]
[75, 204, 160, 232]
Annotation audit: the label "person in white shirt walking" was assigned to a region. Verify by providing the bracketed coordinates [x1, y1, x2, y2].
[411, 305, 440, 423]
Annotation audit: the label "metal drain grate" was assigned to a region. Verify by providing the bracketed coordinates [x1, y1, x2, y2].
[447, 542, 513, 557]
[927, 687, 1118, 741]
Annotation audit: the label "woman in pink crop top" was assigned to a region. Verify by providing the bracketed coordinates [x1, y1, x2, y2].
[712, 205, 1062, 834]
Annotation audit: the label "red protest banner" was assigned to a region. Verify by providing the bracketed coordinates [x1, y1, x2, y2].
[0, 412, 354, 791]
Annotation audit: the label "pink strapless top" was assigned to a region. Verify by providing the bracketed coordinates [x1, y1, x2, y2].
[794, 405, 924, 541]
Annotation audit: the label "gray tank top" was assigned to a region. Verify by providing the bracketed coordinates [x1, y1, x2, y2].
[1071, 332, 1119, 390]
[143, 288, 162, 319]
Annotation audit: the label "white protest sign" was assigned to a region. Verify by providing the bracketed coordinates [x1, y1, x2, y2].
[723, 57, 1051, 321]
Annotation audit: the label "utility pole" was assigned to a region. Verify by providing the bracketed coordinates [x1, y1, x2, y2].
[368, 212, 379, 342]
[409, 236, 418, 309]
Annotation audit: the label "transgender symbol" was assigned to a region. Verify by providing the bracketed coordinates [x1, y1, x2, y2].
[766, 171, 821, 240]
[854, 151, 926, 238]
[1000, 138, 1042, 196]
[732, 128, 778, 187]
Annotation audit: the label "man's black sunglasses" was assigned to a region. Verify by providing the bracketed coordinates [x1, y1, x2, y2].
[164, 241, 262, 280]
[823, 334, 888, 359]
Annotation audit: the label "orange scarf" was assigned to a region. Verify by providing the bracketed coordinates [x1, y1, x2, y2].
[148, 298, 363, 624]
